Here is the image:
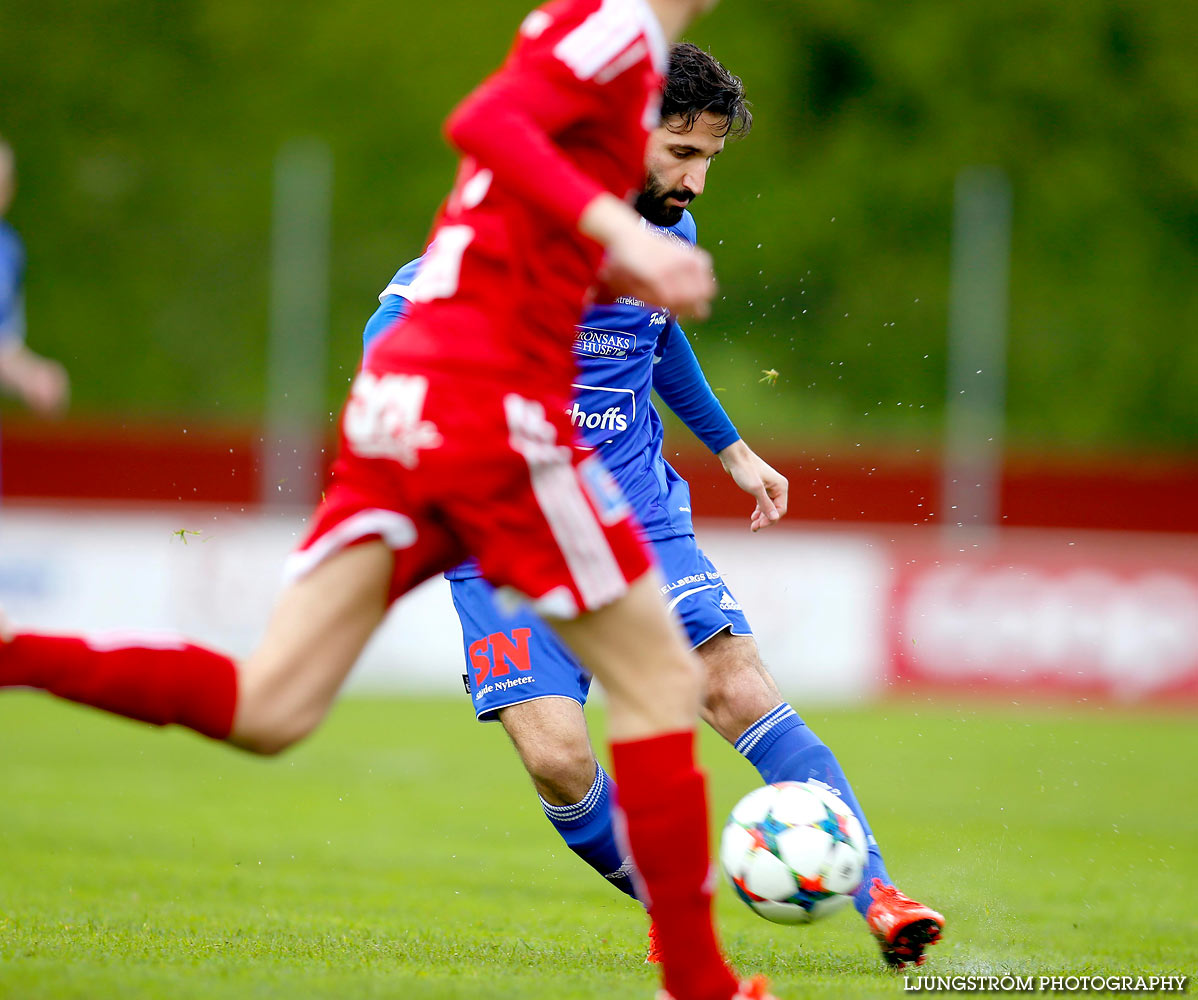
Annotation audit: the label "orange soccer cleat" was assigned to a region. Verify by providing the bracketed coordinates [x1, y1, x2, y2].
[865, 878, 945, 969]
[731, 976, 778, 1000]
[645, 921, 663, 965]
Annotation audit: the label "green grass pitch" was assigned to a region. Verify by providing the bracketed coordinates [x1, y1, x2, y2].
[1, 693, 1194, 999]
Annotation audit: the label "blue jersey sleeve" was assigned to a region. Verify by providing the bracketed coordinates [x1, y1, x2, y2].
[652, 322, 740, 455]
[362, 254, 425, 352]
[362, 293, 410, 352]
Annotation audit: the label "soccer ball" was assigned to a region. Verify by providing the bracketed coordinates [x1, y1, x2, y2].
[719, 780, 867, 924]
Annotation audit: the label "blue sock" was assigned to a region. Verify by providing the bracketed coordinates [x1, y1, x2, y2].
[736, 703, 891, 918]
[539, 765, 639, 900]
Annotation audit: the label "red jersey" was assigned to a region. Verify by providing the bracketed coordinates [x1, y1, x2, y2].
[367, 0, 667, 394]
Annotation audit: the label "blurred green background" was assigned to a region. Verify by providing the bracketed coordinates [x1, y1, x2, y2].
[2, 0, 1195, 455]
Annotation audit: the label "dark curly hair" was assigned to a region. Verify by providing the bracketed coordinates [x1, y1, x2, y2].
[661, 43, 752, 139]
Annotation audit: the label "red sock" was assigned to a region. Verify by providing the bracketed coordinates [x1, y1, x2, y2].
[610, 730, 738, 1000]
[0, 632, 238, 740]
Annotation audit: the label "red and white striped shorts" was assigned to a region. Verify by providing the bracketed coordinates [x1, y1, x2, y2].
[285, 365, 651, 618]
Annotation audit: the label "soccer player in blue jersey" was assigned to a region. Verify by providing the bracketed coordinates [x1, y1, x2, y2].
[0, 138, 69, 419]
[364, 45, 944, 970]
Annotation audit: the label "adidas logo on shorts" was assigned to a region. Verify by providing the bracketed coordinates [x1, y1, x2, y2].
[719, 591, 742, 612]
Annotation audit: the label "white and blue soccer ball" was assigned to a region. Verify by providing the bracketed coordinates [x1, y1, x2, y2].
[719, 780, 867, 925]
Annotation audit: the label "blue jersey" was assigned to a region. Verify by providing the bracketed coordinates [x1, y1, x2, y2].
[0, 221, 25, 347]
[362, 212, 739, 579]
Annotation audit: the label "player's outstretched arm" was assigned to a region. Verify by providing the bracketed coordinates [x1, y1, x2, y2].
[717, 439, 788, 532]
[653, 320, 739, 449]
[445, 79, 608, 233]
[652, 323, 785, 529]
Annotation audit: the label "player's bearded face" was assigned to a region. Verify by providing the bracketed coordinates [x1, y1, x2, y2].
[636, 170, 693, 227]
[635, 112, 728, 227]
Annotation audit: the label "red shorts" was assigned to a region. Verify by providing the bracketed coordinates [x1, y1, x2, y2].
[284, 365, 652, 618]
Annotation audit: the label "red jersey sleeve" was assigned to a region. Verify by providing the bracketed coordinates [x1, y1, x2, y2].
[444, 4, 660, 232]
[445, 70, 606, 231]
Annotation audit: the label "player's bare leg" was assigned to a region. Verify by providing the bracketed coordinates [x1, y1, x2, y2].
[493, 633, 780, 897]
[551, 570, 741, 1000]
[694, 631, 782, 742]
[494, 635, 778, 803]
[497, 632, 778, 779]
[492, 630, 783, 962]
[551, 573, 700, 740]
[497, 697, 642, 900]
[0, 541, 392, 756]
[498, 697, 598, 806]
[229, 540, 393, 753]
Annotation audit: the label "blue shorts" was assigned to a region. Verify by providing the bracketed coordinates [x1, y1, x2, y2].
[450, 534, 752, 721]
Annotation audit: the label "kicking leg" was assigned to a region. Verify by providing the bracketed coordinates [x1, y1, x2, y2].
[699, 631, 894, 908]
[699, 630, 943, 966]
[0, 541, 393, 756]
[498, 697, 637, 899]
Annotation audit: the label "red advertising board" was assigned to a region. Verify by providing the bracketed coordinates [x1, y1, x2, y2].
[4, 419, 1198, 532]
[888, 530, 1198, 702]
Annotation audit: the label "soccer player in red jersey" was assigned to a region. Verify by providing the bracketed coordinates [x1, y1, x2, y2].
[0, 3, 772, 999]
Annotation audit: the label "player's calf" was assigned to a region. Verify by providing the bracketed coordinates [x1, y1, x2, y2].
[1, 541, 391, 756]
[539, 762, 639, 900]
[611, 730, 739, 1000]
[500, 698, 641, 899]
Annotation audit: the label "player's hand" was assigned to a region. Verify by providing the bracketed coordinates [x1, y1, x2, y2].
[581, 193, 716, 319]
[600, 229, 716, 319]
[21, 356, 69, 415]
[718, 439, 789, 532]
[0, 346, 70, 416]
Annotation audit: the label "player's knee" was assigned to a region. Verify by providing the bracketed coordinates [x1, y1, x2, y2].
[703, 663, 747, 714]
[230, 702, 322, 756]
[699, 641, 780, 739]
[238, 728, 304, 756]
[232, 723, 305, 756]
[521, 738, 597, 804]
